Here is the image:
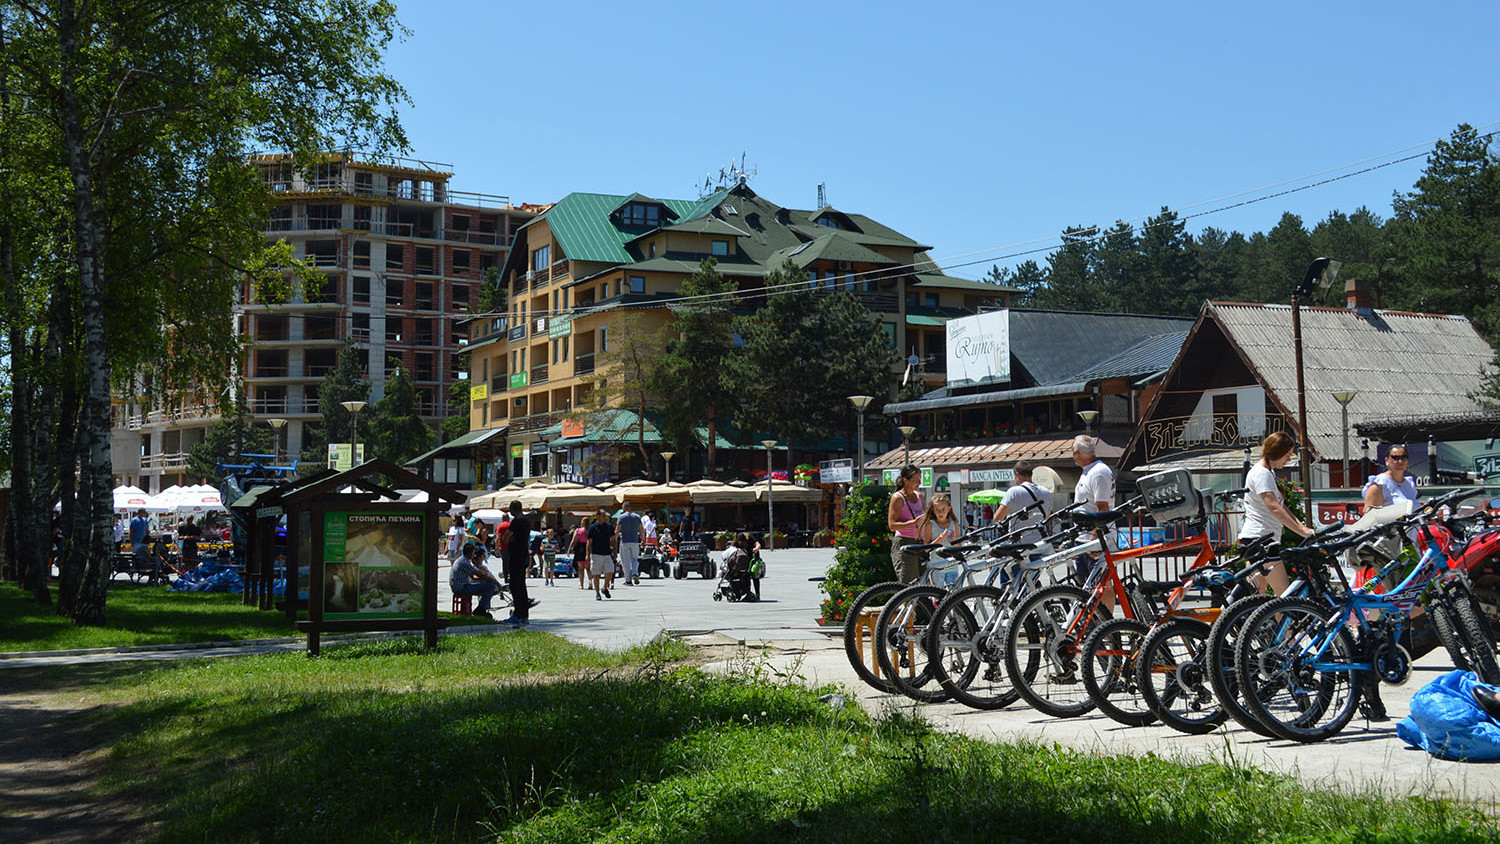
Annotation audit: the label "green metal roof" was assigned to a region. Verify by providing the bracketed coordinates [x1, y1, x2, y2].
[540, 193, 707, 264]
[767, 232, 900, 269]
[906, 314, 948, 326]
[912, 273, 1020, 294]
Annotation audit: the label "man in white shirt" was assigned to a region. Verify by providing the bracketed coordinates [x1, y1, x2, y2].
[992, 461, 1052, 544]
[1072, 435, 1115, 582]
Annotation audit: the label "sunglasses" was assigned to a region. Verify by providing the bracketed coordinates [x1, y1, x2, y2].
[1387, 454, 1409, 461]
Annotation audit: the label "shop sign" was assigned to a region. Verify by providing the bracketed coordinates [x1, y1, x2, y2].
[561, 419, 585, 438]
[968, 468, 1014, 484]
[945, 310, 1011, 388]
[327, 443, 364, 471]
[819, 458, 853, 484]
[509, 371, 528, 389]
[548, 316, 572, 339]
[1315, 501, 1365, 527]
[469, 384, 488, 402]
[510, 444, 524, 458]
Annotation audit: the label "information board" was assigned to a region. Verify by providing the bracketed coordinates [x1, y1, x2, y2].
[322, 511, 427, 619]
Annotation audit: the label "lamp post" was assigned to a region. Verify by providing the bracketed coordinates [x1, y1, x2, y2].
[660, 450, 676, 483]
[1429, 434, 1438, 485]
[848, 395, 874, 482]
[1076, 409, 1100, 438]
[267, 418, 287, 462]
[1360, 438, 1370, 486]
[538, 432, 555, 481]
[1292, 257, 1342, 523]
[761, 439, 777, 551]
[898, 425, 917, 466]
[340, 400, 367, 467]
[1331, 391, 1357, 488]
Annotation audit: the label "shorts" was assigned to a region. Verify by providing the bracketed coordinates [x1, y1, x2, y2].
[590, 554, 614, 579]
[891, 536, 924, 583]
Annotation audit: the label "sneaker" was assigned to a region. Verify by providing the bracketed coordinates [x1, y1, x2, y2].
[603, 588, 612, 599]
[526, 598, 541, 609]
[634, 577, 641, 586]
[472, 610, 493, 620]
[503, 615, 530, 626]
[596, 593, 602, 601]
[1360, 698, 1389, 722]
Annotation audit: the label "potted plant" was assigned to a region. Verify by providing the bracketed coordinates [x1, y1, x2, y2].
[715, 530, 734, 551]
[813, 528, 834, 547]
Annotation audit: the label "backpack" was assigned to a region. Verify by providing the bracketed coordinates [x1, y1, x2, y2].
[747, 553, 765, 578]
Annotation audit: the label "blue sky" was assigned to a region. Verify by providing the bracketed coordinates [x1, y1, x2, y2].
[384, 1, 1500, 276]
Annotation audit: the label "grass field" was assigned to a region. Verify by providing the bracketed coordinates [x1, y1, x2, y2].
[0, 581, 491, 652]
[16, 632, 1498, 844]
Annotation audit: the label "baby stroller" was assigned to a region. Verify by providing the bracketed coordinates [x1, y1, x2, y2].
[712, 546, 758, 602]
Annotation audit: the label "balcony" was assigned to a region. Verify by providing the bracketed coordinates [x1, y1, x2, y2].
[574, 353, 595, 376]
[531, 317, 548, 336]
[853, 291, 899, 312]
[490, 375, 506, 392]
[530, 364, 549, 385]
[550, 258, 569, 282]
[141, 452, 190, 471]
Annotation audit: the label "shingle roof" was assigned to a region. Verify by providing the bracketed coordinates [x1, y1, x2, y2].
[1069, 332, 1191, 381]
[1208, 303, 1495, 458]
[864, 436, 1124, 471]
[1009, 310, 1195, 387]
[766, 233, 899, 269]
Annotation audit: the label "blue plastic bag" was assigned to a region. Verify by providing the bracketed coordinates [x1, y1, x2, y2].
[1396, 670, 1500, 761]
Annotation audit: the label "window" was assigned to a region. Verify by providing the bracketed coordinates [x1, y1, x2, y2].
[385, 279, 404, 307]
[452, 284, 470, 309]
[414, 281, 434, 310]
[354, 171, 373, 194]
[352, 206, 371, 230]
[415, 246, 435, 274]
[711, 239, 729, 256]
[480, 253, 497, 272]
[628, 275, 645, 294]
[926, 332, 944, 360]
[308, 204, 340, 229]
[415, 352, 435, 381]
[305, 314, 337, 340]
[614, 280, 622, 297]
[924, 292, 939, 308]
[532, 245, 551, 271]
[561, 336, 568, 362]
[453, 249, 470, 271]
[415, 318, 435, 346]
[621, 203, 660, 227]
[352, 277, 370, 305]
[881, 323, 896, 347]
[353, 242, 370, 270]
[451, 214, 470, 231]
[385, 318, 403, 343]
[386, 244, 404, 270]
[255, 315, 288, 341]
[351, 312, 370, 340]
[267, 206, 292, 230]
[599, 326, 609, 353]
[305, 348, 336, 377]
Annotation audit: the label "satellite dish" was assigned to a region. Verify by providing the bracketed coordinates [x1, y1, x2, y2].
[1031, 466, 1064, 495]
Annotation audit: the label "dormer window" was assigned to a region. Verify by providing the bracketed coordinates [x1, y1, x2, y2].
[711, 239, 730, 257]
[621, 203, 660, 227]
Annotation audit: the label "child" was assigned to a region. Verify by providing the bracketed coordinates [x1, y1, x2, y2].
[541, 529, 557, 586]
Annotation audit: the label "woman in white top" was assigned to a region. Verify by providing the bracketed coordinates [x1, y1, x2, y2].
[1240, 431, 1313, 593]
[1362, 445, 1417, 513]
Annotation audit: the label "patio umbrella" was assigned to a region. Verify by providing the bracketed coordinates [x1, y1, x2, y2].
[470, 508, 507, 524]
[684, 479, 757, 505]
[541, 482, 616, 510]
[756, 479, 825, 503]
[1032, 466, 1064, 495]
[966, 488, 1007, 504]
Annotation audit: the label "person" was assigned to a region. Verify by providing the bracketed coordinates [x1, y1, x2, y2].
[502, 501, 535, 626]
[570, 518, 591, 589]
[540, 529, 557, 586]
[588, 507, 616, 600]
[112, 514, 124, 547]
[1239, 431, 1314, 595]
[529, 525, 546, 577]
[1363, 444, 1418, 514]
[924, 493, 963, 545]
[178, 515, 203, 566]
[749, 536, 765, 599]
[721, 532, 756, 601]
[887, 465, 927, 582]
[616, 501, 644, 586]
[446, 518, 465, 561]
[450, 542, 501, 620]
[642, 510, 657, 544]
[1071, 435, 1115, 584]
[992, 461, 1052, 544]
[129, 508, 152, 572]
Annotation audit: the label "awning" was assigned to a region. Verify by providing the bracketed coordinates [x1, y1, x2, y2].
[402, 427, 507, 467]
[905, 314, 948, 326]
[864, 435, 1122, 472]
[1132, 448, 1299, 474]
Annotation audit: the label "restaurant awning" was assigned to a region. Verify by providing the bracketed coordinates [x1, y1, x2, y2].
[864, 435, 1122, 473]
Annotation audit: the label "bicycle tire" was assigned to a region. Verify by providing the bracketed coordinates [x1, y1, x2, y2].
[842, 582, 904, 694]
[1080, 617, 1154, 726]
[1235, 597, 1360, 743]
[1005, 584, 1102, 718]
[1137, 618, 1226, 734]
[928, 584, 1021, 710]
[874, 585, 952, 702]
[1205, 594, 1278, 737]
[1431, 599, 1469, 673]
[1451, 585, 1500, 684]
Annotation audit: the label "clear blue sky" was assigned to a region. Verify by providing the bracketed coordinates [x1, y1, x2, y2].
[384, 1, 1500, 277]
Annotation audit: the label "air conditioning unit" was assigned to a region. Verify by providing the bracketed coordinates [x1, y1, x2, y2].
[524, 270, 534, 282]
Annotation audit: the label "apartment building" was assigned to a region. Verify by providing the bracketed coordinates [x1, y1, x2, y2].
[459, 181, 1012, 487]
[110, 152, 533, 492]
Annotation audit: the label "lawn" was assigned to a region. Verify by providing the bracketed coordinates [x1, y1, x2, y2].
[20, 632, 1499, 844]
[0, 581, 491, 652]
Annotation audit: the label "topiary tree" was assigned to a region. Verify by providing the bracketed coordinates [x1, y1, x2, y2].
[819, 480, 893, 624]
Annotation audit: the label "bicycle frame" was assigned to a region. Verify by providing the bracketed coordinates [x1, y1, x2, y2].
[1069, 531, 1218, 632]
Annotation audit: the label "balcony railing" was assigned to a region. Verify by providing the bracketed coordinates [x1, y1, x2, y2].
[248, 397, 320, 415]
[490, 375, 506, 392]
[141, 452, 190, 471]
[550, 258, 569, 282]
[853, 291, 899, 312]
[574, 353, 595, 376]
[530, 365, 549, 385]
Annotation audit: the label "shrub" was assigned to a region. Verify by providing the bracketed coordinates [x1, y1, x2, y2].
[819, 480, 893, 624]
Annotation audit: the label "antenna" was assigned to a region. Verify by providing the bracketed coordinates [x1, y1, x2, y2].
[817, 182, 826, 209]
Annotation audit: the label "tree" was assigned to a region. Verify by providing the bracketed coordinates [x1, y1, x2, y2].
[0, 1, 406, 624]
[1034, 225, 1102, 311]
[727, 262, 896, 453]
[364, 361, 434, 466]
[575, 309, 669, 476]
[441, 377, 471, 443]
[1133, 207, 1200, 316]
[309, 340, 373, 463]
[1090, 220, 1136, 312]
[185, 398, 275, 483]
[983, 260, 1047, 308]
[652, 258, 739, 475]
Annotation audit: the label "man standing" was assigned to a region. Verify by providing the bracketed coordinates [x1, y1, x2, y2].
[502, 500, 535, 626]
[588, 507, 616, 600]
[129, 508, 152, 571]
[616, 501, 644, 586]
[1071, 435, 1115, 582]
[992, 461, 1052, 544]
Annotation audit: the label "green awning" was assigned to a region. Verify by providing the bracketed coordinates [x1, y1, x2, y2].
[402, 427, 507, 466]
[906, 314, 948, 326]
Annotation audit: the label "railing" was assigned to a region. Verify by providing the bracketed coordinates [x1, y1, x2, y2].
[531, 365, 549, 385]
[303, 253, 341, 268]
[254, 368, 289, 378]
[350, 327, 371, 340]
[491, 375, 506, 392]
[141, 452, 190, 471]
[249, 397, 319, 414]
[509, 413, 560, 434]
[852, 291, 899, 312]
[574, 353, 595, 376]
[442, 228, 499, 245]
[550, 258, 569, 282]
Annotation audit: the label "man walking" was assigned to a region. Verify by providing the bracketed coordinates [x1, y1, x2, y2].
[502, 500, 536, 626]
[588, 507, 615, 600]
[616, 501, 644, 586]
[1071, 434, 1115, 584]
[992, 461, 1052, 544]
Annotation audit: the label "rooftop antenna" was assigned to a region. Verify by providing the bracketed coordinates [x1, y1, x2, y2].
[817, 182, 826, 209]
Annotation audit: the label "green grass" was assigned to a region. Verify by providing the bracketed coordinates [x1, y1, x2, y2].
[22, 633, 1500, 844]
[0, 581, 494, 652]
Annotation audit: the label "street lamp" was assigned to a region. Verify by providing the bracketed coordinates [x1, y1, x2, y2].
[1292, 257, 1342, 523]
[538, 431, 555, 481]
[1360, 438, 1370, 485]
[340, 400, 367, 466]
[848, 395, 874, 482]
[761, 439, 777, 551]
[1076, 409, 1100, 437]
[898, 425, 917, 466]
[659, 450, 676, 483]
[1331, 391, 1357, 488]
[267, 417, 287, 462]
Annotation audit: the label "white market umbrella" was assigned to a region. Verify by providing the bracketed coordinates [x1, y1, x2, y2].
[756, 479, 825, 503]
[470, 508, 507, 524]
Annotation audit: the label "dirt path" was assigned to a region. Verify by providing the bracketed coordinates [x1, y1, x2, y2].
[0, 687, 147, 844]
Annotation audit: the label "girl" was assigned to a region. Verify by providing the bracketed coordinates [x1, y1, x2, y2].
[886, 465, 926, 582]
[924, 493, 962, 546]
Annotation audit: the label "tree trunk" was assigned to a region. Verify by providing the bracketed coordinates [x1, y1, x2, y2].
[58, 0, 113, 626]
[705, 411, 718, 479]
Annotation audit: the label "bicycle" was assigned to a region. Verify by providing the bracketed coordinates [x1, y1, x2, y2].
[1234, 488, 1491, 742]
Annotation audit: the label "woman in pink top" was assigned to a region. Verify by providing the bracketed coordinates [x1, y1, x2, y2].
[570, 519, 591, 589]
[886, 465, 927, 582]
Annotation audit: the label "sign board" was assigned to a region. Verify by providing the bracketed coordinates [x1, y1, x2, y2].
[548, 316, 572, 339]
[1315, 502, 1365, 527]
[945, 310, 1011, 389]
[1476, 454, 1500, 479]
[968, 468, 1015, 484]
[509, 371, 528, 390]
[327, 443, 365, 471]
[819, 458, 853, 484]
[529, 441, 549, 455]
[880, 467, 933, 488]
[321, 511, 427, 619]
[921, 467, 933, 489]
[510, 444, 524, 458]
[469, 384, 489, 402]
[561, 419, 586, 438]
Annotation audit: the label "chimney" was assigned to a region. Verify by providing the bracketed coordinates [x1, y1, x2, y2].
[1345, 278, 1374, 311]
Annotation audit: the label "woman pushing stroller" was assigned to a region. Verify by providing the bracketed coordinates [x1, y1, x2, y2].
[714, 532, 760, 602]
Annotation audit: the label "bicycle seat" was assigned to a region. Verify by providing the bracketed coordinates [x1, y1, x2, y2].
[1069, 508, 1129, 529]
[987, 542, 1036, 558]
[935, 544, 981, 560]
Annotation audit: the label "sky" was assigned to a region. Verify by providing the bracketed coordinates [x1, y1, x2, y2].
[383, 0, 1500, 278]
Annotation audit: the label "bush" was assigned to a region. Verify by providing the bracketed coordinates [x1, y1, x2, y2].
[812, 528, 834, 547]
[819, 481, 893, 624]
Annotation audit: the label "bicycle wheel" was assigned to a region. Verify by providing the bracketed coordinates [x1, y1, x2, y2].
[874, 585, 951, 702]
[842, 582, 904, 694]
[1205, 594, 1278, 738]
[1137, 618, 1225, 734]
[1235, 597, 1361, 743]
[1431, 600, 1470, 673]
[1005, 584, 1102, 718]
[928, 584, 1021, 710]
[1080, 617, 1154, 726]
[1450, 585, 1500, 684]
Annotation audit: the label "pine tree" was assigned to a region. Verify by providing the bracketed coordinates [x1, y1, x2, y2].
[364, 362, 434, 465]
